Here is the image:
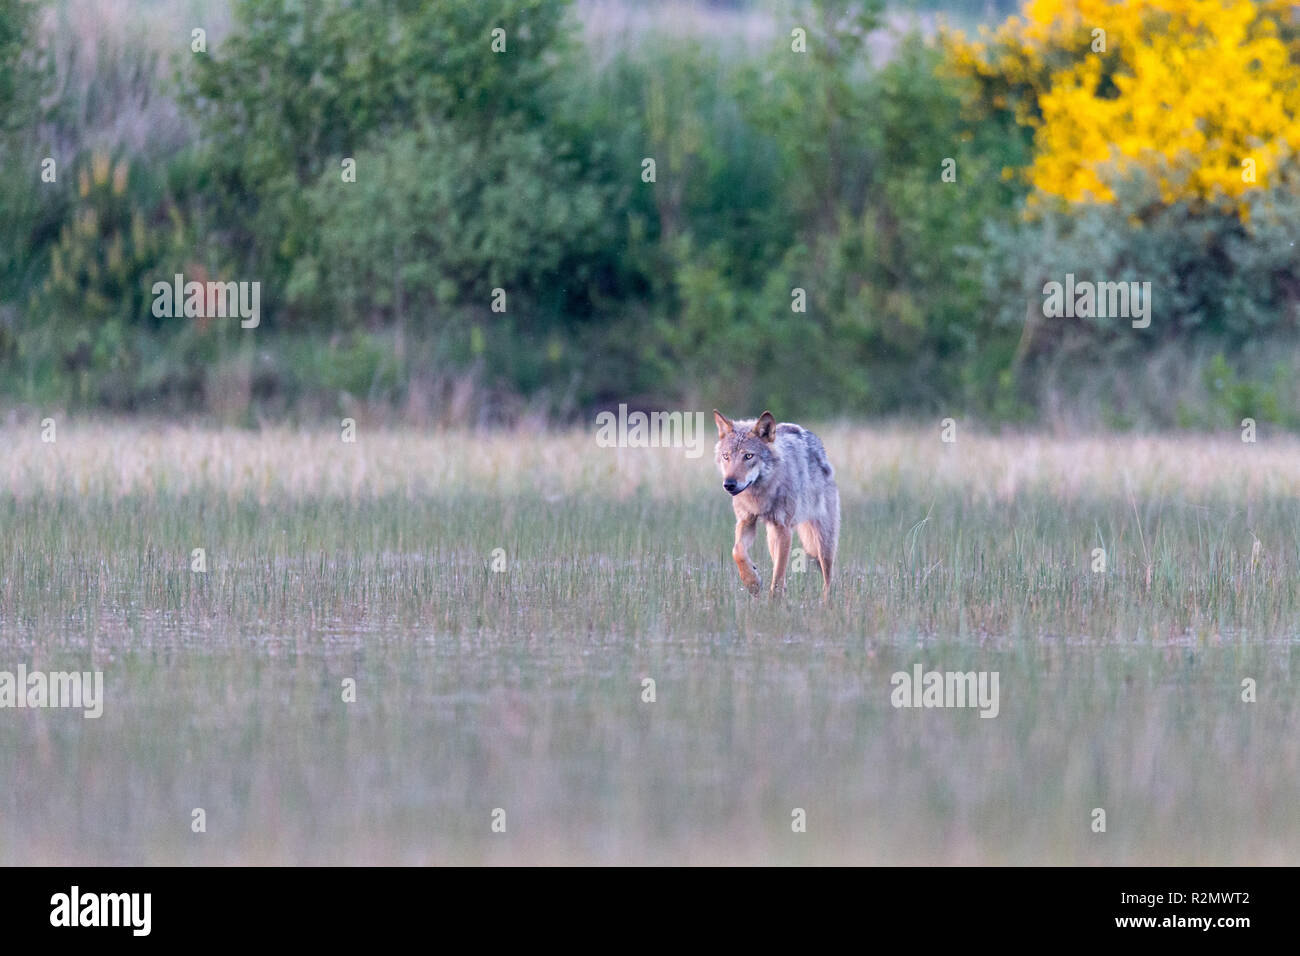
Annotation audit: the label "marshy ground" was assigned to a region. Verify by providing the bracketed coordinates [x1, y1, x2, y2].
[1, 423, 1296, 863]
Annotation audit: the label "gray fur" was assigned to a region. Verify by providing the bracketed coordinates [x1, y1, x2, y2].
[713, 410, 841, 598]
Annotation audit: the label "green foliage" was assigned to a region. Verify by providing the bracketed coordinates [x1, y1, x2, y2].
[0, 0, 54, 337]
[184, 0, 575, 322]
[985, 168, 1300, 416]
[0, 0, 1297, 425]
[20, 150, 226, 408]
[0, 0, 42, 131]
[1200, 353, 1295, 429]
[288, 122, 610, 330]
[644, 17, 1029, 417]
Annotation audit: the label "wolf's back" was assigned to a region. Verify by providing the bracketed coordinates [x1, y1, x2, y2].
[777, 423, 835, 479]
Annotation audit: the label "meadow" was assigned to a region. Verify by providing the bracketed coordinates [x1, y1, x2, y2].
[1, 422, 1296, 864]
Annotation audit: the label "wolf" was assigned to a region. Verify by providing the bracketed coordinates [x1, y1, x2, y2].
[713, 410, 840, 598]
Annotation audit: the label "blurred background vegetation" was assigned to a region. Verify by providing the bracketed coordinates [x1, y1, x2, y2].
[1, 0, 1298, 428]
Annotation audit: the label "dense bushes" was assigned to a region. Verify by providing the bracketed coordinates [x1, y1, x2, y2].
[289, 123, 612, 327]
[2, 0, 1299, 426]
[184, 0, 576, 300]
[950, 0, 1300, 207]
[0, 0, 51, 338]
[951, 0, 1300, 426]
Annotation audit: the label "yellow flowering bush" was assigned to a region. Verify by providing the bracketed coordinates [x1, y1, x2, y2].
[947, 1, 1300, 211]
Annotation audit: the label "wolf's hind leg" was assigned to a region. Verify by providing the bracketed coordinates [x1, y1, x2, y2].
[817, 550, 833, 600]
[819, 491, 840, 600]
[766, 522, 792, 596]
[797, 520, 829, 595]
[796, 521, 821, 561]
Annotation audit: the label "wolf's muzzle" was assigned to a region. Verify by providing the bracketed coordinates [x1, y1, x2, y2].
[723, 478, 745, 495]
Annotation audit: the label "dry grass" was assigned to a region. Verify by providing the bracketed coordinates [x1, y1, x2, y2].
[1, 420, 1297, 864]
[36, 1, 230, 157]
[6, 420, 1299, 501]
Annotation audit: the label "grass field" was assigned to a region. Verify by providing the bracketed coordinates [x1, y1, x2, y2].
[1, 421, 1298, 864]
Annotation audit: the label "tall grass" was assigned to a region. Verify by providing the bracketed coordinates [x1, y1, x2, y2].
[1, 423, 1296, 863]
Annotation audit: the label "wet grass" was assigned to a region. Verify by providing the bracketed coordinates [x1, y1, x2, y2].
[1, 422, 1297, 863]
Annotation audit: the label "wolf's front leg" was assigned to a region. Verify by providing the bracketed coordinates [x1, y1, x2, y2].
[732, 515, 761, 595]
[766, 522, 791, 595]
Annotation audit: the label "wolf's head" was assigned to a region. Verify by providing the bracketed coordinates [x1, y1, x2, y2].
[713, 410, 777, 496]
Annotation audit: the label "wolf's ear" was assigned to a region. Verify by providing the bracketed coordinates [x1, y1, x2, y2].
[713, 410, 733, 438]
[753, 411, 776, 442]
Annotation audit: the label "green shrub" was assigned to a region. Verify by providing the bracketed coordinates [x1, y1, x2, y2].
[184, 0, 577, 325]
[985, 168, 1300, 377]
[0, 0, 54, 333]
[288, 122, 610, 331]
[640, 11, 1030, 418]
[21, 150, 225, 408]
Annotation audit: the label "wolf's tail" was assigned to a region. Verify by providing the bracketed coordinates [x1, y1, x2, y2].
[807, 432, 834, 478]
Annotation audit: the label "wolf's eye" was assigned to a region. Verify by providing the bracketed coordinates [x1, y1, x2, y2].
[744, 453, 753, 460]
[722, 454, 729, 461]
